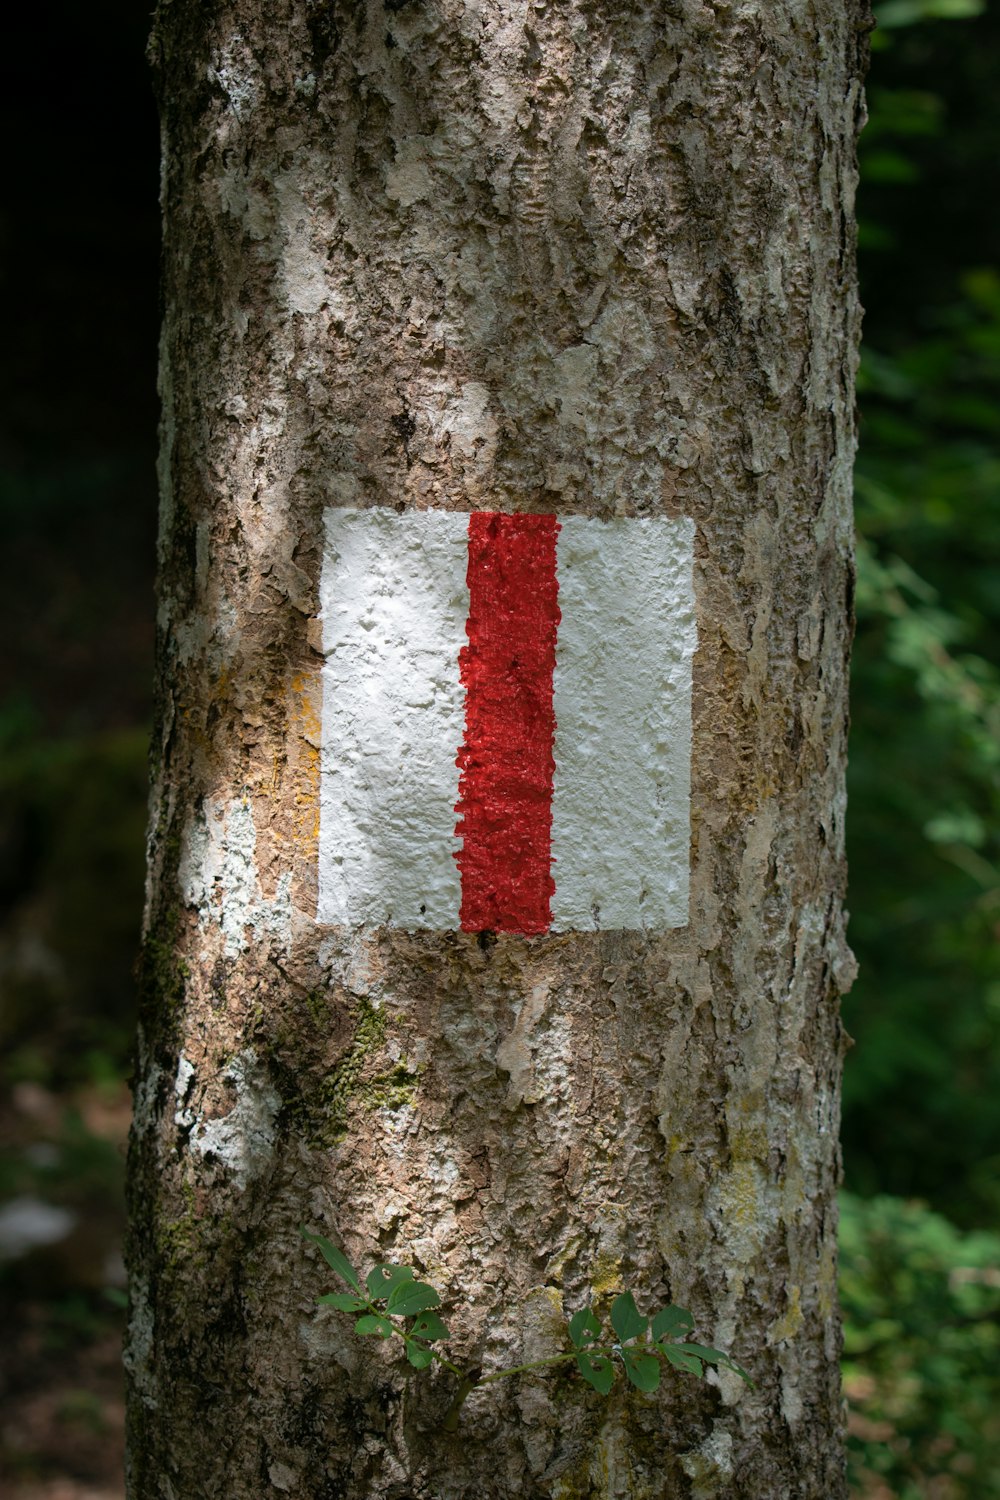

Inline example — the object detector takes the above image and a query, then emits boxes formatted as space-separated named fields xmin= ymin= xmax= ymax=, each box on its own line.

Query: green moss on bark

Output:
xmin=281 ymin=998 xmax=419 ymax=1145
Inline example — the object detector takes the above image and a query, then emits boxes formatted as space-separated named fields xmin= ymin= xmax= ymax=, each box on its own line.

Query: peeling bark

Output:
xmin=128 ymin=1 xmax=868 ymax=1495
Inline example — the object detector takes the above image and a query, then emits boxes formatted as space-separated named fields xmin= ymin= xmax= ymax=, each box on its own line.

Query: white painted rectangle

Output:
xmin=549 ymin=515 xmax=696 ymax=931
xmin=317 ymin=507 xmax=470 ymax=927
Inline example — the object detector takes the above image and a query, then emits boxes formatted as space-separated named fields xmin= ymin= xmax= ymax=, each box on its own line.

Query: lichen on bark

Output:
xmin=128 ymin=0 xmax=869 ymax=1495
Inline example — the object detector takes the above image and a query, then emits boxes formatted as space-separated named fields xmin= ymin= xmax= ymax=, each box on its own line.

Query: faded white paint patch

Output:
xmin=423 ymin=379 xmax=498 ymax=474
xmin=178 ymin=796 xmax=292 ymax=956
xmin=131 ymin=1060 xmax=163 ymax=1138
xmin=174 ymin=1055 xmax=196 ymax=1117
xmin=175 ymin=1050 xmax=279 ymax=1191
xmin=123 ymin=1274 xmax=157 ymax=1409
xmin=385 ymin=137 xmax=435 ymax=206
xmin=495 ymin=982 xmax=551 ymax=1107
xmin=550 ymin=516 xmax=696 ymax=931
xmin=274 ymin=170 xmax=330 ymax=316
xmin=552 ymin=343 xmax=600 ymax=429
xmin=680 ymin=1425 xmax=736 ymax=1497
xmin=318 ymin=508 xmax=469 ymax=927
xmin=207 ymin=36 xmax=260 ymax=121
xmin=317 ymin=928 xmax=382 ymax=999
xmin=268 ymin=1462 xmax=299 ymax=1491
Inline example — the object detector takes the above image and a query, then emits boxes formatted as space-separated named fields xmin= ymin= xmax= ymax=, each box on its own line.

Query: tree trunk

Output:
xmin=128 ymin=1 xmax=868 ymax=1496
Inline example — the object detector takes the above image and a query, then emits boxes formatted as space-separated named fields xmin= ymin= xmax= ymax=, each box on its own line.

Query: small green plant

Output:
xmin=302 ymin=1229 xmax=750 ymax=1428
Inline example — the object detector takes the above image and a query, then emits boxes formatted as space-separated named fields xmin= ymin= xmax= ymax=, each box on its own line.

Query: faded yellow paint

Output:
xmin=588 ymin=1251 xmax=623 ymax=1299
xmin=663 ymin=1132 xmax=687 ymax=1163
xmin=817 ymin=1235 xmax=838 ymax=1321
xmin=768 ymin=1285 xmax=803 ymax=1345
xmin=729 ymin=1121 xmax=769 ymax=1167
xmin=723 ymin=1159 xmax=761 ymax=1230
xmin=290 ymin=672 xmax=321 ymax=849
xmin=545 ymin=1232 xmax=586 ymax=1286
xmin=527 ymin=1284 xmax=564 ymax=1316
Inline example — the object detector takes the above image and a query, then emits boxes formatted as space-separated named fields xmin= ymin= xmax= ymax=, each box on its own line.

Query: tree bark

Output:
xmin=128 ymin=1 xmax=868 ymax=1496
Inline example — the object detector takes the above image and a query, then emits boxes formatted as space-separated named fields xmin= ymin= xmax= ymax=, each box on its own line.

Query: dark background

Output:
xmin=0 ymin=5 xmax=159 ymax=1495
xmin=1 ymin=2 xmax=999 ymax=1496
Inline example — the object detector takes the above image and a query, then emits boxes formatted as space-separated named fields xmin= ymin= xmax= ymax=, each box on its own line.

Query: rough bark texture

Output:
xmin=128 ymin=1 xmax=868 ymax=1496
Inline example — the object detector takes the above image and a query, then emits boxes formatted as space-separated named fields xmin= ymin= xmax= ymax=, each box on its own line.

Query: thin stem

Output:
xmin=374 ymin=1305 xmax=464 ymax=1377
xmin=442 ymin=1368 xmax=482 ymax=1433
xmin=358 ymin=1296 xmax=467 ymax=1374
xmin=477 ymin=1349 xmax=590 ymax=1385
xmin=440 ymin=1344 xmax=617 ymax=1430
xmin=426 ymin=1344 xmax=465 ymax=1378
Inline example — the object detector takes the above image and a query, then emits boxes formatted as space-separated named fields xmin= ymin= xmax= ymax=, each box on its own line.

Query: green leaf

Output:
xmin=386 ymin=1280 xmax=441 ymax=1318
xmin=317 ymin=1292 xmax=367 ymax=1312
xmin=622 ymin=1348 xmax=661 ymax=1392
xmin=610 ymin=1291 xmax=647 ymax=1343
xmin=675 ymin=1341 xmax=730 ymax=1364
xmin=568 ymin=1307 xmax=601 ymax=1348
xmin=662 ymin=1344 xmax=705 ymax=1377
xmin=301 ymin=1228 xmax=362 ymax=1293
xmin=366 ymin=1263 xmax=415 ymax=1300
xmin=576 ymin=1350 xmax=615 ymax=1395
xmin=355 ymin=1314 xmax=393 ymax=1338
xmin=676 ymin=1344 xmax=754 ymax=1386
xmin=405 ymin=1340 xmax=435 ymax=1369
xmin=410 ymin=1311 xmax=449 ymax=1342
xmin=651 ymin=1305 xmax=694 ymax=1343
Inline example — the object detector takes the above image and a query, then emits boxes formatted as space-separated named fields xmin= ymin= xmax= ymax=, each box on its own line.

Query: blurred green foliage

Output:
xmin=0 ymin=723 xmax=148 ymax=1089
xmin=841 ymin=1194 xmax=1000 ymax=1498
xmin=847 ymin=295 xmax=1000 ymax=1222
xmin=841 ymin=1 xmax=1000 ymax=1493
xmin=846 ymin=0 xmax=1000 ymax=1225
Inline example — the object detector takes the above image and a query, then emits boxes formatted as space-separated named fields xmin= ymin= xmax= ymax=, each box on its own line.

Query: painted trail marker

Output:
xmin=318 ymin=508 xmax=696 ymax=934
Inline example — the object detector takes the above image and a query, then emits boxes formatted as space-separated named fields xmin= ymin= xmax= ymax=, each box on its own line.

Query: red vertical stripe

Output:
xmin=455 ymin=513 xmax=560 ymax=935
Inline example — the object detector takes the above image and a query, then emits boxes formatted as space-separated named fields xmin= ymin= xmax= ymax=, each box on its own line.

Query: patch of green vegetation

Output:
xmin=355 ymin=1061 xmax=419 ymax=1114
xmin=847 ymin=0 xmax=1000 ymax=1227
xmin=302 ymin=1231 xmax=750 ymax=1430
xmin=841 ymin=1192 xmax=1000 ymax=1498
xmin=137 ymin=925 xmax=188 ymax=1025
xmin=0 ymin=727 xmax=149 ymax=1087
xmin=56 ymin=1388 xmax=109 ymax=1433
xmin=42 ymin=1292 xmax=123 ymax=1351
xmin=304 ymin=989 xmax=327 ymax=1028
xmin=838 ymin=5 xmax=1000 ymax=1488
xmin=296 ymin=1000 xmax=418 ymax=1144
xmin=0 ymin=1107 xmax=124 ymax=1272
xmin=152 ymin=1176 xmax=204 ymax=1276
